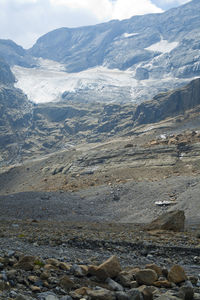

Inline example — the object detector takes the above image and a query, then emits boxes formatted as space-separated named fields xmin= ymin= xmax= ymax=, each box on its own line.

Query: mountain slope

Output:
xmin=14 ymin=0 xmax=199 ymax=104
xmin=29 ymin=0 xmax=200 ymax=77
xmin=134 ymin=78 xmax=200 ymax=125
xmin=0 ymin=39 xmax=35 ymax=67
xmin=0 ymin=60 xmax=33 ymax=165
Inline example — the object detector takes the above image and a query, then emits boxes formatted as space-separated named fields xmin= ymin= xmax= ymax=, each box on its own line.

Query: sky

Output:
xmin=0 ymin=0 xmax=192 ymax=49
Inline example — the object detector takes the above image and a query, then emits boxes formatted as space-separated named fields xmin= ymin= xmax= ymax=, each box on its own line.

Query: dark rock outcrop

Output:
xmin=0 ymin=39 xmax=35 ymax=67
xmin=134 ymin=78 xmax=200 ymax=125
xmin=0 ymin=59 xmax=15 ymax=84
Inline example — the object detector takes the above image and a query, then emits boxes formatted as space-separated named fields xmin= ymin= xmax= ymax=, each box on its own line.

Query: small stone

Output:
xmin=153 ymin=280 xmax=172 ymax=288
xmin=136 ymin=269 xmax=158 ymax=285
xmin=15 ymin=295 xmax=32 ymax=300
xmin=59 ymin=262 xmax=71 ymax=271
xmin=60 ymin=297 xmax=73 ymax=300
xmin=59 ymin=275 xmax=74 ymax=291
xmin=30 ymin=285 xmax=41 ymax=292
xmin=138 ymin=285 xmax=153 ymax=300
xmin=14 ymin=255 xmax=36 ymax=271
xmin=0 ymin=280 xmax=10 ymax=291
xmin=106 ymin=277 xmax=124 ymax=291
xmin=127 ymin=288 xmax=143 ymax=300
xmin=40 ymin=271 xmax=50 ymax=280
xmin=71 ymin=264 xmax=85 ymax=277
xmin=115 ymin=291 xmax=130 ymax=300
xmin=179 ymin=281 xmax=194 ymax=300
xmin=130 ymin=281 xmax=139 ymax=289
xmin=38 ymin=292 xmax=59 ymax=300
xmin=45 ymin=296 xmax=59 ymax=300
xmin=7 ymin=251 xmax=15 ymax=257
xmin=117 ymin=271 xmax=133 ymax=287
xmin=188 ymin=276 xmax=198 ymax=285
xmin=86 ymin=287 xmax=115 ymax=300
xmin=168 ymin=265 xmax=187 ymax=284
xmin=46 ymin=258 xmax=60 ymax=267
xmin=28 ymin=275 xmax=39 ymax=283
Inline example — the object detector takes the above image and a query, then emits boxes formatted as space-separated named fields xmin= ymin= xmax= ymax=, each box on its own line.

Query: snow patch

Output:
xmin=12 ymin=59 xmax=138 ymax=104
xmin=145 ymin=39 xmax=178 ymax=53
xmin=122 ymin=32 xmax=139 ymax=38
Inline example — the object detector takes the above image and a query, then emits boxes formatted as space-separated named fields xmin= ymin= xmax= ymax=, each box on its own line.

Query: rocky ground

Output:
xmin=0 ymin=217 xmax=200 ymax=300
xmin=1 ymin=105 xmax=200 ymax=299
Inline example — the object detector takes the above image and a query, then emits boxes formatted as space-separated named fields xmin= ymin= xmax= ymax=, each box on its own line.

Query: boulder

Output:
xmin=14 ymin=255 xmax=36 ymax=271
xmin=147 ymin=210 xmax=185 ymax=232
xmin=92 ymin=255 xmax=121 ymax=281
xmin=127 ymin=288 xmax=143 ymax=300
xmin=136 ymin=269 xmax=158 ymax=285
xmin=59 ymin=275 xmax=75 ymax=291
xmin=179 ymin=281 xmax=194 ymax=300
xmin=106 ymin=277 xmax=124 ymax=291
xmin=145 ymin=264 xmax=162 ymax=277
xmin=168 ymin=265 xmax=187 ymax=284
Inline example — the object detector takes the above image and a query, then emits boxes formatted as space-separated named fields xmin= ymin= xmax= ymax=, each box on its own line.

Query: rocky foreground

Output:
xmin=0 ymin=210 xmax=200 ymax=300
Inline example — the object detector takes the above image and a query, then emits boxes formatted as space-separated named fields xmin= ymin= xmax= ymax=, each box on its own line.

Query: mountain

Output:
xmin=0 ymin=39 xmax=35 ymax=67
xmin=29 ymin=0 xmax=200 ymax=76
xmin=0 ymin=75 xmax=200 ymax=166
xmin=134 ymin=77 xmax=200 ymax=125
xmin=0 ymin=59 xmax=15 ymax=84
xmin=0 ymin=60 xmax=33 ymax=165
xmin=10 ymin=0 xmax=199 ymax=104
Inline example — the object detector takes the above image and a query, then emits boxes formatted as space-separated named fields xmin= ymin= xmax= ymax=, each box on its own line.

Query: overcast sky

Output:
xmin=0 ymin=0 xmax=192 ymax=49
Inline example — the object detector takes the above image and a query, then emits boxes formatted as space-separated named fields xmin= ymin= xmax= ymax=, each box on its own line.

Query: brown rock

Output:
xmin=59 ymin=275 xmax=75 ymax=291
xmin=168 ymin=265 xmax=187 ymax=284
xmin=59 ymin=262 xmax=71 ymax=271
xmin=147 ymin=210 xmax=185 ymax=232
xmin=0 ymin=280 xmax=10 ymax=291
xmin=28 ymin=275 xmax=39 ymax=283
xmin=70 ymin=287 xmax=90 ymax=299
xmin=14 ymin=255 xmax=36 ymax=271
xmin=153 ymin=280 xmax=172 ymax=288
xmin=87 ymin=288 xmax=115 ymax=300
xmin=138 ymin=285 xmax=154 ymax=300
xmin=30 ymin=285 xmax=41 ymax=292
xmin=46 ymin=258 xmax=60 ymax=266
xmin=117 ymin=271 xmax=134 ymax=287
xmin=40 ymin=271 xmax=49 ymax=280
xmin=145 ymin=264 xmax=162 ymax=277
xmin=179 ymin=282 xmax=194 ymax=300
xmin=79 ymin=264 xmax=89 ymax=275
xmin=44 ymin=263 xmax=58 ymax=270
xmin=136 ymin=269 xmax=158 ymax=285
xmin=93 ymin=256 xmax=121 ymax=281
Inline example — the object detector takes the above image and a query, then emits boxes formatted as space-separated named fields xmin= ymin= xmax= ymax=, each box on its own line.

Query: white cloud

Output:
xmin=112 ymin=0 xmax=163 ymax=20
xmin=50 ymin=0 xmax=163 ymax=21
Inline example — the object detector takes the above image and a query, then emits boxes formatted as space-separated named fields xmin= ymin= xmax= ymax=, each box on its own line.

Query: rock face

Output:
xmin=0 ymin=39 xmax=34 ymax=67
xmin=147 ymin=210 xmax=185 ymax=232
xmin=0 ymin=59 xmax=15 ymax=84
xmin=134 ymin=78 xmax=200 ymax=125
